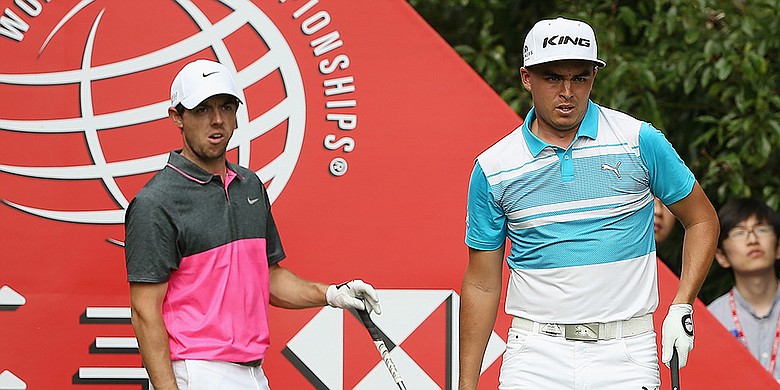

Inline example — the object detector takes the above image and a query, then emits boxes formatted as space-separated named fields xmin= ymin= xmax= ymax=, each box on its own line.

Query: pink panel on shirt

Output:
xmin=163 ymin=238 xmax=271 ymax=362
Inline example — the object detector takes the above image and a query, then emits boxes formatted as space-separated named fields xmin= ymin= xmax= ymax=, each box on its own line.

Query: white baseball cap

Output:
xmin=170 ymin=59 xmax=242 ymax=109
xmin=523 ymin=17 xmax=606 ymax=68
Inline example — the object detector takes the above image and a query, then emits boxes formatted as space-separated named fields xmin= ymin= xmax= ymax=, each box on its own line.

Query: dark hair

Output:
xmin=174 ymin=95 xmax=240 ymax=116
xmin=717 ymin=198 xmax=780 ymax=247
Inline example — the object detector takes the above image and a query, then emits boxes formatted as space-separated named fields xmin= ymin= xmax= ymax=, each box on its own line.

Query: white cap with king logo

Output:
xmin=522 ymin=17 xmax=606 ymax=68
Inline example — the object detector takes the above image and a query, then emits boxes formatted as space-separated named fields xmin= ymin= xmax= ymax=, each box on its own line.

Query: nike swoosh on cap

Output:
xmin=202 ymin=71 xmax=219 ymax=77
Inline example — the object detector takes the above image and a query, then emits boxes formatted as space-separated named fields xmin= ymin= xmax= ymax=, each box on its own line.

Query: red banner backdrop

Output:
xmin=0 ymin=1 xmax=773 ymax=389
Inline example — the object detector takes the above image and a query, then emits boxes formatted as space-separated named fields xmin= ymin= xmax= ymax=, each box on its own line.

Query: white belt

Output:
xmin=511 ymin=314 xmax=654 ymax=341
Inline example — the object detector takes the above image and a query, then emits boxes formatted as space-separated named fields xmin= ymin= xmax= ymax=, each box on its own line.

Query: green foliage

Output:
xmin=410 ymin=0 xmax=780 ymax=302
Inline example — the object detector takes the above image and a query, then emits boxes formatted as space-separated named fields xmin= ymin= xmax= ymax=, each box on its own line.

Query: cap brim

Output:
xmin=180 ymin=91 xmax=242 ymax=109
xmin=525 ymin=56 xmax=606 ymax=68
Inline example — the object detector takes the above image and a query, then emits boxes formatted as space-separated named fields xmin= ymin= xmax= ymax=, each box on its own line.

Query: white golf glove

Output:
xmin=326 ymin=279 xmax=382 ymax=314
xmin=661 ymin=303 xmax=694 ymax=369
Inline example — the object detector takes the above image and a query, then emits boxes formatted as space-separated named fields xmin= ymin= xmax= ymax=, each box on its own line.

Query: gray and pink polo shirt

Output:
xmin=125 ymin=151 xmax=285 ymax=362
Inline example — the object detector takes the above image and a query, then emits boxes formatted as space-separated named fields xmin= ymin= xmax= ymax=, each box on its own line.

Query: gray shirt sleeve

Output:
xmin=124 ymin=192 xmax=180 ymax=283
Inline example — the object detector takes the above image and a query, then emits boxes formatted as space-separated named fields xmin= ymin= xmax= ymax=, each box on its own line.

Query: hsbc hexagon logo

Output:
xmin=0 ymin=0 xmax=306 ymax=224
xmin=283 ymin=290 xmax=506 ymax=390
xmin=65 ymin=291 xmax=507 ymax=388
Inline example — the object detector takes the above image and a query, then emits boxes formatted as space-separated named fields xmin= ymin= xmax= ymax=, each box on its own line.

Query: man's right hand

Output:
xmin=326 ymin=279 xmax=382 ymax=314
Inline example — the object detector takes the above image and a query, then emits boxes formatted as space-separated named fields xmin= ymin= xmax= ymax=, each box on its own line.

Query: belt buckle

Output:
xmin=564 ymin=323 xmax=599 ymax=341
xmin=539 ymin=323 xmax=563 ymax=337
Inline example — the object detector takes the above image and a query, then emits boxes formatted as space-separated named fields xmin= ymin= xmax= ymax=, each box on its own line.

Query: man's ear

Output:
xmin=714 ymin=248 xmax=732 ymax=269
xmin=520 ymin=67 xmax=533 ymax=93
xmin=169 ymin=107 xmax=184 ymax=129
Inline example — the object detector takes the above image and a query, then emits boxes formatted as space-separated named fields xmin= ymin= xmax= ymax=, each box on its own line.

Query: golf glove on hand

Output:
xmin=661 ymin=303 xmax=694 ymax=369
xmin=326 ymin=279 xmax=382 ymax=314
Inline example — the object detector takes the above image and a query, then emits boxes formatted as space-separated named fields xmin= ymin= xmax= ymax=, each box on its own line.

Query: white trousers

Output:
xmin=499 ymin=327 xmax=660 ymax=390
xmin=150 ymin=360 xmax=271 ymax=390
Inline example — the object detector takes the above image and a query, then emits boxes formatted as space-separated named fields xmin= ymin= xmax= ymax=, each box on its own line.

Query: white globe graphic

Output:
xmin=0 ymin=0 xmax=306 ymax=224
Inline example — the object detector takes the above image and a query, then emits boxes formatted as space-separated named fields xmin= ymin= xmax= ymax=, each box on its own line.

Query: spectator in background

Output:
xmin=655 ymin=196 xmax=676 ymax=245
xmin=655 ymin=196 xmax=683 ymax=275
xmin=707 ymin=198 xmax=780 ymax=381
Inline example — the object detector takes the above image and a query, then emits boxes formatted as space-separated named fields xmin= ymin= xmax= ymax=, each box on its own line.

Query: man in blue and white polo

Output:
xmin=458 ymin=18 xmax=720 ymax=389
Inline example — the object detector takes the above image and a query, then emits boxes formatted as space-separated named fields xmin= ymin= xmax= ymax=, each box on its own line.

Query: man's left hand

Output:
xmin=326 ymin=279 xmax=381 ymax=314
xmin=661 ymin=303 xmax=694 ymax=369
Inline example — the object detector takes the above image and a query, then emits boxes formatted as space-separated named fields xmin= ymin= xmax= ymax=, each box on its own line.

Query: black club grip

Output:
xmin=357 ymin=309 xmax=383 ymax=341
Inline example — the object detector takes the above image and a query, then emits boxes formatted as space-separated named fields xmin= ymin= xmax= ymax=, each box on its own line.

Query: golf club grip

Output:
xmin=357 ymin=308 xmax=383 ymax=341
xmin=356 ymin=309 xmax=408 ymax=390
xmin=670 ymin=348 xmax=680 ymax=390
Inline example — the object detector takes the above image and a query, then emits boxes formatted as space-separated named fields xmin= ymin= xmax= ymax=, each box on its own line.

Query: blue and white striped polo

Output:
xmin=466 ymin=100 xmax=694 ymax=323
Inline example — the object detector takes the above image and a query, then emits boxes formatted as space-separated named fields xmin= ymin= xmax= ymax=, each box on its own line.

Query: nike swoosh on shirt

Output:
xmin=247 ymin=197 xmax=259 ymax=205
